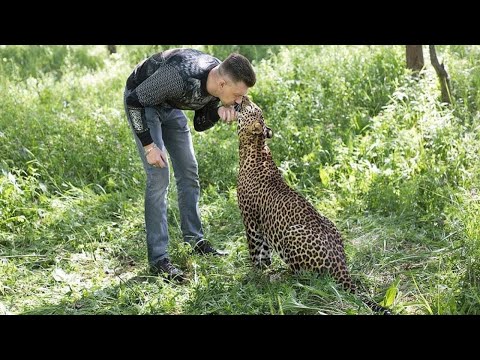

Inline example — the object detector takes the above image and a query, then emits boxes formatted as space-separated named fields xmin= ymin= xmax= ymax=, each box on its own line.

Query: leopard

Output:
xmin=236 ymin=96 xmax=391 ymax=315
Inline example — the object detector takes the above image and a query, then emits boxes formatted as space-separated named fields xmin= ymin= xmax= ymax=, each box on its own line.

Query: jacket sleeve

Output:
xmin=125 ymin=64 xmax=184 ymax=146
xmin=193 ymin=99 xmax=221 ymax=132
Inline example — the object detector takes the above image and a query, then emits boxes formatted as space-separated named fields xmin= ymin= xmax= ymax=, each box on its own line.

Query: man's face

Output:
xmin=218 ymin=78 xmax=249 ymax=107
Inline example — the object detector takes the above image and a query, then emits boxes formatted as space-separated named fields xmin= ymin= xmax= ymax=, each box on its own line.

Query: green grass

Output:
xmin=1 ymin=45 xmax=479 ymax=314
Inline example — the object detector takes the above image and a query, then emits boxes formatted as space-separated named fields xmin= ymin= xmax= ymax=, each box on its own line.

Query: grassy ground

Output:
xmin=1 ymin=45 xmax=479 ymax=314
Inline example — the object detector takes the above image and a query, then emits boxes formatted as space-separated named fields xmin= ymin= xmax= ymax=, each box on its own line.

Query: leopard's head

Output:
xmin=236 ymin=96 xmax=273 ymax=140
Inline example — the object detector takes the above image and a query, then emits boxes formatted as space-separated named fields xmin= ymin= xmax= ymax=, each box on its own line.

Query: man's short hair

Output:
xmin=218 ymin=53 xmax=256 ymax=87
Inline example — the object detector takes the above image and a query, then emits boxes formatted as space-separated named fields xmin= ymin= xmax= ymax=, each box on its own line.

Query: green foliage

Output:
xmin=0 ymin=45 xmax=105 ymax=81
xmin=1 ymin=45 xmax=479 ymax=314
xmin=248 ymin=46 xmax=408 ymax=196
xmin=113 ymin=45 xmax=281 ymax=68
xmin=115 ymin=45 xmax=181 ymax=67
xmin=204 ymin=45 xmax=281 ymax=63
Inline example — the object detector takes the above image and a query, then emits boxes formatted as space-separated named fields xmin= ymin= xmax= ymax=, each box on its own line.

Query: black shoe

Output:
xmin=193 ymin=239 xmax=228 ymax=256
xmin=150 ymin=258 xmax=186 ymax=282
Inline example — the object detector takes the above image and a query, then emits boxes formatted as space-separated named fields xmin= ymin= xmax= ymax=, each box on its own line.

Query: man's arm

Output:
xmin=193 ymin=100 xmax=221 ymax=132
xmin=125 ymin=64 xmax=184 ymax=146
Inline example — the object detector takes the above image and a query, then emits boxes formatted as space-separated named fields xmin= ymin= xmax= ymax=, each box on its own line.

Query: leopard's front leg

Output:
xmin=241 ymin=211 xmax=271 ymax=268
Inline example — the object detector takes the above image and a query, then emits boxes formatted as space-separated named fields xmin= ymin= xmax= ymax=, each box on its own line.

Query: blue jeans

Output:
xmin=124 ymin=90 xmax=204 ymax=265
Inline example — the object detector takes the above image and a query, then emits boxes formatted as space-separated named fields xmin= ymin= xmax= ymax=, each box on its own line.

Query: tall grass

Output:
xmin=1 ymin=45 xmax=479 ymax=314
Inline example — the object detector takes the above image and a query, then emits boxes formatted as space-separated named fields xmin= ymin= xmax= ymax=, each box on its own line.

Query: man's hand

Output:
xmin=144 ymin=144 xmax=168 ymax=168
xmin=218 ymin=106 xmax=237 ymax=124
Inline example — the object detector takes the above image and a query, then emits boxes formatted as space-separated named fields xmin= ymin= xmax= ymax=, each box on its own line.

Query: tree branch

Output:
xmin=429 ymin=45 xmax=453 ymax=104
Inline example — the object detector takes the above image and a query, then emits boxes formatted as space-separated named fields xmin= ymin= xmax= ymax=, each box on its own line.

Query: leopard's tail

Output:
xmin=340 ymin=276 xmax=392 ymax=315
xmin=357 ymin=293 xmax=392 ymax=315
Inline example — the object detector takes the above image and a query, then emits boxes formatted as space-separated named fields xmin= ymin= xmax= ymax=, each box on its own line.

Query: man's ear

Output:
xmin=248 ymin=121 xmax=264 ymax=135
xmin=218 ymin=76 xmax=226 ymax=89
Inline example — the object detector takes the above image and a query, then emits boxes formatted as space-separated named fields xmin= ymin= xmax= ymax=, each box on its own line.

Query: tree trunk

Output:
xmin=429 ymin=45 xmax=452 ymax=104
xmin=406 ymin=45 xmax=424 ymax=73
xmin=107 ymin=45 xmax=117 ymax=54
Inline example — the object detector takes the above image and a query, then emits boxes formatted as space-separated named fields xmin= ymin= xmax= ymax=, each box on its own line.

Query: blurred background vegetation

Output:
xmin=1 ymin=45 xmax=479 ymax=314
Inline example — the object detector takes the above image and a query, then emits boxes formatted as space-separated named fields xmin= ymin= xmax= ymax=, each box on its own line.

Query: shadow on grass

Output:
xmin=17 ymin=247 xmax=380 ymax=316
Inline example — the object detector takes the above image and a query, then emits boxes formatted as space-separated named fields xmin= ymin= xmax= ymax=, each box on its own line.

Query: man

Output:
xmin=123 ymin=48 xmax=256 ymax=281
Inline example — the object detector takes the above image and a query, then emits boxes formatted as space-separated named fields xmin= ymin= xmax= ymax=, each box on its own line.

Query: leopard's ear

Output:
xmin=265 ymin=126 xmax=273 ymax=139
xmin=248 ymin=121 xmax=264 ymax=135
